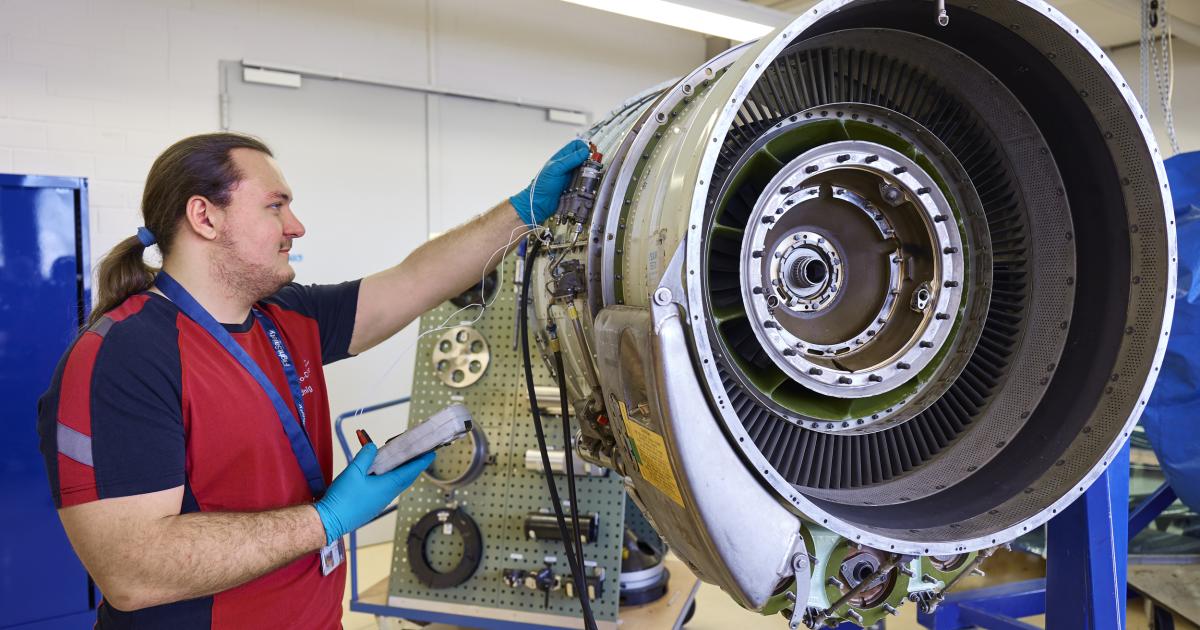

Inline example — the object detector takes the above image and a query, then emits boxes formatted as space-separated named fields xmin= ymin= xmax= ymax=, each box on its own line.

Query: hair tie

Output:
xmin=136 ymin=226 xmax=157 ymax=247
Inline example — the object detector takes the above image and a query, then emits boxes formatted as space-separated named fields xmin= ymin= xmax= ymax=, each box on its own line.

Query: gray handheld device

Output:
xmin=368 ymin=404 xmax=474 ymax=475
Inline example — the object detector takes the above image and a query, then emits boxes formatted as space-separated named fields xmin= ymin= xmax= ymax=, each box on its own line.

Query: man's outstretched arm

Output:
xmin=349 ymin=140 xmax=590 ymax=355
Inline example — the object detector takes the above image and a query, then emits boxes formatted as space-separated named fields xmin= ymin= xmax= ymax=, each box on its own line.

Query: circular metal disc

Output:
xmin=431 ymin=326 xmax=491 ymax=389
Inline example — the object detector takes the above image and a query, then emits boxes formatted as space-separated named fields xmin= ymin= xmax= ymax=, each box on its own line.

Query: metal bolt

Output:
xmin=884 ymin=604 xmax=899 ymax=616
xmin=653 ymin=287 xmax=672 ymax=306
xmin=881 ymin=184 xmax=904 ymax=206
xmin=845 ymin=610 xmax=864 ymax=624
xmin=826 ymin=576 xmax=844 ymax=589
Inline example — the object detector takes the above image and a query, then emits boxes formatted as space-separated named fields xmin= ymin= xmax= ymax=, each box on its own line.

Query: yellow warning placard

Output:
xmin=619 ymin=401 xmax=685 ymax=508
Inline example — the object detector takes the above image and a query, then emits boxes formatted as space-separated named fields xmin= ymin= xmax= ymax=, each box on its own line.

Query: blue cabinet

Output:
xmin=0 ymin=174 xmax=95 ymax=628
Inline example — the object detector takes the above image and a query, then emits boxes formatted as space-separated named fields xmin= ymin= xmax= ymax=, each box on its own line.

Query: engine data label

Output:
xmin=619 ymin=401 xmax=685 ymax=508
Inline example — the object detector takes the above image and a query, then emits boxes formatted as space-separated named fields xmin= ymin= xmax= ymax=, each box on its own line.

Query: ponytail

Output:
xmin=86 ymin=236 xmax=156 ymax=328
xmin=84 ymin=132 xmax=273 ymax=329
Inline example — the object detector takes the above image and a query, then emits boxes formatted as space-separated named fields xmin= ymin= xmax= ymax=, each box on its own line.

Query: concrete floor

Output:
xmin=342 ymin=543 xmax=1155 ymax=629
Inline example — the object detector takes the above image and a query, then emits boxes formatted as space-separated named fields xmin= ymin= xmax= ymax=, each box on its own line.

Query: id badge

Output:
xmin=319 ymin=537 xmax=346 ymax=576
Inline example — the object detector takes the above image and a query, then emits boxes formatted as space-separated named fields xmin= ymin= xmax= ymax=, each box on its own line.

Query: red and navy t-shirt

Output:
xmin=36 ymin=280 xmax=360 ymax=629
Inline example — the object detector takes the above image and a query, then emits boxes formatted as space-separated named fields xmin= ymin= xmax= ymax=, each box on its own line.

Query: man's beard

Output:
xmin=210 ymin=227 xmax=294 ymax=304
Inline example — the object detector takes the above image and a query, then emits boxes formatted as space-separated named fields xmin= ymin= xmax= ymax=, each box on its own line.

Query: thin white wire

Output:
xmin=349 ymin=223 xmax=549 ymax=420
xmin=348 ymin=137 xmax=589 ymax=423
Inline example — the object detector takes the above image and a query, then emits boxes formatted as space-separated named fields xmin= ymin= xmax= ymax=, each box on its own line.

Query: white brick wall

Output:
xmin=0 ymin=0 xmax=706 ymax=270
xmin=0 ymin=118 xmax=46 ymax=148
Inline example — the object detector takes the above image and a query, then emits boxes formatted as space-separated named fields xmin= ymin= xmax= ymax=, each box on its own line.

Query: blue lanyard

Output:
xmin=155 ymin=272 xmax=326 ymax=498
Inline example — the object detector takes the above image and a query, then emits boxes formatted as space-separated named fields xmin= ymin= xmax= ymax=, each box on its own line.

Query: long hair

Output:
xmin=87 ymin=133 xmax=272 ymax=327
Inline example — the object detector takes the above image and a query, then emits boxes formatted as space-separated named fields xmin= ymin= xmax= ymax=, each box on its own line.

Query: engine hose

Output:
xmin=555 ymin=349 xmax=588 ymax=579
xmin=520 ymin=238 xmax=598 ymax=630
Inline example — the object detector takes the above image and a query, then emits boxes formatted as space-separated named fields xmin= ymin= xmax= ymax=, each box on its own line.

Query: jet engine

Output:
xmin=524 ymin=1 xmax=1175 ymax=625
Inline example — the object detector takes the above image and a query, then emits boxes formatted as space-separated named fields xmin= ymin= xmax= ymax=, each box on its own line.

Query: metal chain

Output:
xmin=1141 ymin=0 xmax=1151 ymax=113
xmin=1159 ymin=0 xmax=1181 ymax=153
xmin=1146 ymin=0 xmax=1181 ymax=154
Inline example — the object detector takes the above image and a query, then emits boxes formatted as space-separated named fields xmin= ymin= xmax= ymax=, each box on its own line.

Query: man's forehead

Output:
xmin=230 ymin=147 xmax=291 ymax=198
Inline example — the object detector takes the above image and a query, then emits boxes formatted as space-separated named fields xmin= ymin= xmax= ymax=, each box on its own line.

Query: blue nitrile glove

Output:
xmin=313 ymin=443 xmax=435 ymax=545
xmin=510 ymin=139 xmax=591 ymax=225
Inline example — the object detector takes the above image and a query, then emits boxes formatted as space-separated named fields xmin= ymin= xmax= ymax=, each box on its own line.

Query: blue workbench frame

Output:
xmin=919 ymin=443 xmax=1178 ymax=630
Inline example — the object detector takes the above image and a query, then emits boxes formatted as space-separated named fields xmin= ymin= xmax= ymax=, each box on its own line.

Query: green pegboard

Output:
xmin=387 ymin=257 xmax=625 ymax=624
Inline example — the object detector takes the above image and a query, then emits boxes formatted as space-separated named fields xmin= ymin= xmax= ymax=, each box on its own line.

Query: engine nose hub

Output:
xmin=793 ymin=255 xmax=827 ymax=288
xmin=741 ymin=140 xmax=966 ymax=401
xmin=772 ymin=232 xmax=841 ymax=309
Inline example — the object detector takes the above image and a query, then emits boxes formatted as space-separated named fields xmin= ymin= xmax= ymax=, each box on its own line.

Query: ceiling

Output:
xmin=745 ymin=0 xmax=1200 ymax=48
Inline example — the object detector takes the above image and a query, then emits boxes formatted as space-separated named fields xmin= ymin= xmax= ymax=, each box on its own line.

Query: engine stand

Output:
xmin=917 ymin=443 xmax=1133 ymax=630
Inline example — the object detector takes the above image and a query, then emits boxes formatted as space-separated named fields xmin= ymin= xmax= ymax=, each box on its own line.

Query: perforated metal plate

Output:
xmin=388 ymin=256 xmax=625 ymax=623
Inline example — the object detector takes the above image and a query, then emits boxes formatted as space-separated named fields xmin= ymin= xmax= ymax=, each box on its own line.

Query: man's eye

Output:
xmin=269 ymin=203 xmax=283 ymax=210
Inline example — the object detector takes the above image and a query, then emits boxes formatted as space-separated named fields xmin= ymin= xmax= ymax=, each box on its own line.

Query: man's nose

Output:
xmin=284 ymin=207 xmax=306 ymax=239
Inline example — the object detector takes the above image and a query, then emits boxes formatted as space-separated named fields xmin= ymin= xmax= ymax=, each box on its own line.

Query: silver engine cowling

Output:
xmin=526 ymin=1 xmax=1175 ymax=625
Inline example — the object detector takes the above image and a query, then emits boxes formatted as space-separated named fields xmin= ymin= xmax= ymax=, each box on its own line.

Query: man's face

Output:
xmin=211 ymin=148 xmax=306 ymax=302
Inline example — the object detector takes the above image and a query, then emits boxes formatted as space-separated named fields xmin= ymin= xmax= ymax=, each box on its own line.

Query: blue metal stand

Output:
xmin=918 ymin=442 xmax=1178 ymax=630
xmin=333 ymin=398 xmax=409 ymax=620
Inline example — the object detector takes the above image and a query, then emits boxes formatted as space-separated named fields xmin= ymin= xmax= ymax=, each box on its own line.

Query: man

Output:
xmin=36 ymin=132 xmax=588 ymax=627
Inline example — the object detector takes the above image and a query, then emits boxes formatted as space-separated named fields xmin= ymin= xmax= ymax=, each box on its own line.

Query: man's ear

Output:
xmin=184 ymin=195 xmax=221 ymax=241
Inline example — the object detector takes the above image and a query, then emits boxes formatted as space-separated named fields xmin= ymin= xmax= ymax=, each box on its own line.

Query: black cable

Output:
xmin=554 ymin=349 xmax=588 ymax=585
xmin=520 ymin=238 xmax=598 ymax=630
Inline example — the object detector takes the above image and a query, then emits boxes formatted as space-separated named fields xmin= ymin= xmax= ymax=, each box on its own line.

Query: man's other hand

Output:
xmin=313 ymin=444 xmax=434 ymax=545
xmin=510 ymin=139 xmax=591 ymax=225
